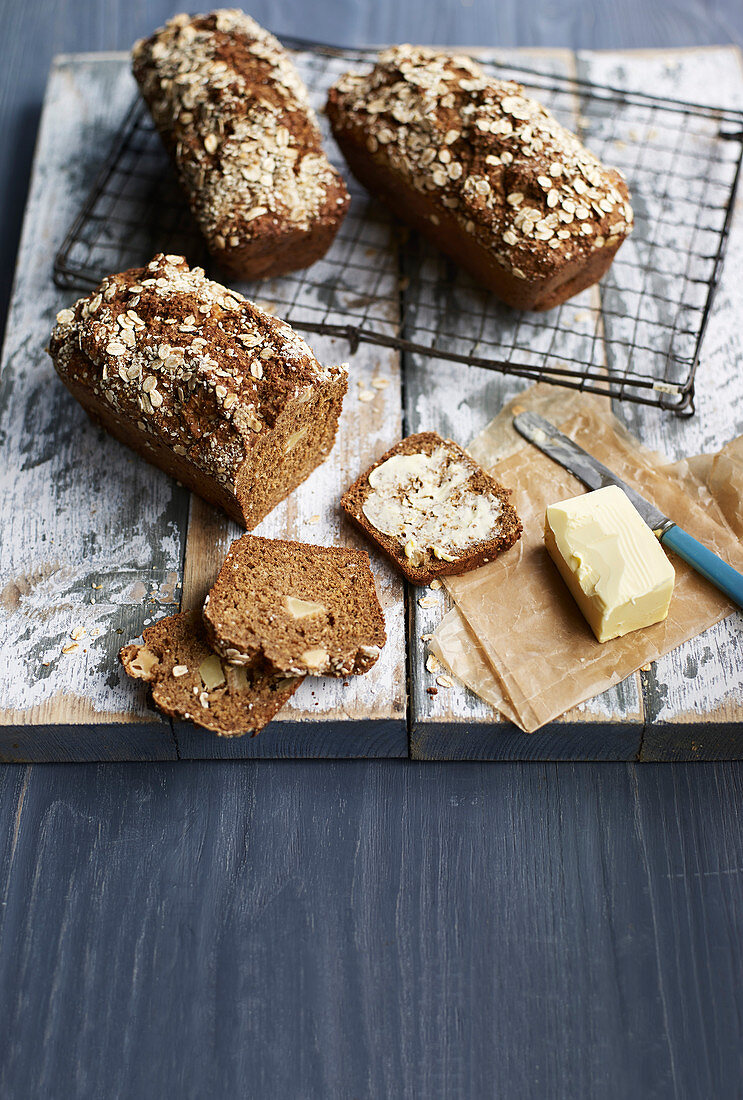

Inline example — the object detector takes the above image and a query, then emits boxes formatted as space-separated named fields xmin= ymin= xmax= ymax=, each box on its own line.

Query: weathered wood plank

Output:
xmin=1 ymin=47 xmax=742 ymax=761
xmin=0 ymin=55 xmax=407 ymax=760
xmin=406 ymin=49 xmax=645 ymax=758
xmin=577 ymin=47 xmax=743 ymax=760
xmin=0 ymin=57 xmax=181 ymax=761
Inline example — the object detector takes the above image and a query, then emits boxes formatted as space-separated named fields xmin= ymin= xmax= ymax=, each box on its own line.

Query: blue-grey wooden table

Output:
xmin=1 ymin=2 xmax=743 ymax=1096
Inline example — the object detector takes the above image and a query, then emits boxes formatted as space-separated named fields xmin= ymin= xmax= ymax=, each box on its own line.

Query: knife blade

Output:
xmin=513 ymin=410 xmax=671 ymax=533
xmin=512 ymin=410 xmax=743 ymax=609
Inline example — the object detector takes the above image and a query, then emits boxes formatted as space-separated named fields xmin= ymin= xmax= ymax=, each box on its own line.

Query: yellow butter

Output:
xmin=545 ymin=485 xmax=675 ymax=643
xmin=284 ymin=595 xmax=327 ymax=619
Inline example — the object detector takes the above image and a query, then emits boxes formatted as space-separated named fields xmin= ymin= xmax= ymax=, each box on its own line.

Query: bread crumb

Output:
xmin=436 ymin=674 xmax=454 ymax=688
xmin=429 ymin=578 xmax=442 ymax=590
xmin=418 ymin=595 xmax=439 ymax=608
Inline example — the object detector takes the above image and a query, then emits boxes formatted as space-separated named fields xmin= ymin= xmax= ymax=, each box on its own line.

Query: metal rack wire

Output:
xmin=54 ymin=37 xmax=743 ymax=414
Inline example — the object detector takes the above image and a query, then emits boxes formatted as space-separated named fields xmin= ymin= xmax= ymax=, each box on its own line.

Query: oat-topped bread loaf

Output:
xmin=327 ymin=46 xmax=632 ymax=311
xmin=48 ymin=254 xmax=348 ymax=528
xmin=120 ymin=611 xmax=302 ymax=737
xmin=132 ymin=10 xmax=350 ymax=279
xmin=341 ymin=432 xmax=522 ymax=584
xmin=203 ymin=534 xmax=387 ymax=676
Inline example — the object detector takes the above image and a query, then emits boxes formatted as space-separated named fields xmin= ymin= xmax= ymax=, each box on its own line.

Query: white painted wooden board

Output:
xmin=0 ymin=55 xmax=407 ymax=760
xmin=407 ymin=48 xmax=644 ymax=759
xmin=0 ymin=48 xmax=742 ymax=760
xmin=579 ymin=47 xmax=743 ymax=761
xmin=406 ymin=46 xmax=743 ymax=759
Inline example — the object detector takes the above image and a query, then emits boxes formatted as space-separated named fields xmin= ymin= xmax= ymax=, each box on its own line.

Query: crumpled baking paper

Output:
xmin=430 ymin=385 xmax=743 ymax=733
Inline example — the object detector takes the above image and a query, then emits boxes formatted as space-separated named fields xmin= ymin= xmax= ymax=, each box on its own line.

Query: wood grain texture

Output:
xmin=0 ymin=58 xmax=183 ymax=759
xmin=0 ymin=759 xmax=741 ymax=1098
xmin=2 ymin=47 xmax=743 ymax=759
xmin=0 ymin=57 xmax=407 ymax=761
xmin=579 ymin=47 xmax=743 ymax=760
xmin=2 ymin=4 xmax=743 ymax=1098
xmin=407 ymin=49 xmax=644 ymax=758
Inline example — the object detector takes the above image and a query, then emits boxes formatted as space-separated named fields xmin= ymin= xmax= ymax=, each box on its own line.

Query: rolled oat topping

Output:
xmin=132 ymin=9 xmax=348 ymax=252
xmin=328 ymin=45 xmax=632 ymax=279
xmin=48 ymin=254 xmax=346 ymax=489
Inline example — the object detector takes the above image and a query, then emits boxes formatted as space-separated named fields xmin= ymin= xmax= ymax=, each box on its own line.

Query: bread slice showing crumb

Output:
xmin=120 ymin=610 xmax=302 ymax=737
xmin=203 ymin=534 xmax=386 ymax=676
xmin=341 ymin=431 xmax=522 ymax=584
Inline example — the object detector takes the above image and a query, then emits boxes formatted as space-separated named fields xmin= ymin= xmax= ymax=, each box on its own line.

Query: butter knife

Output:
xmin=513 ymin=410 xmax=743 ymax=609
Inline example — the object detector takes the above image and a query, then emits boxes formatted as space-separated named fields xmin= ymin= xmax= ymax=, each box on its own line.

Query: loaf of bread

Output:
xmin=121 ymin=610 xmax=302 ymax=737
xmin=341 ymin=432 xmax=522 ymax=584
xmin=48 ymin=254 xmax=348 ymax=528
xmin=132 ymin=10 xmax=350 ymax=279
xmin=203 ymin=534 xmax=386 ymax=676
xmin=327 ymin=46 xmax=633 ymax=311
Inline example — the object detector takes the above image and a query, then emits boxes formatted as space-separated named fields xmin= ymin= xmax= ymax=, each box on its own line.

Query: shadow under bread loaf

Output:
xmin=132 ymin=10 xmax=350 ymax=279
xmin=341 ymin=432 xmax=522 ymax=584
xmin=327 ymin=45 xmax=632 ymax=311
xmin=120 ymin=610 xmax=302 ymax=737
xmin=47 ymin=254 xmax=348 ymax=529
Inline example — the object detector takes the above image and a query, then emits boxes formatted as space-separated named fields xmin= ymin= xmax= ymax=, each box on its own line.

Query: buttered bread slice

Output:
xmin=341 ymin=432 xmax=522 ymax=584
xmin=203 ymin=534 xmax=387 ymax=676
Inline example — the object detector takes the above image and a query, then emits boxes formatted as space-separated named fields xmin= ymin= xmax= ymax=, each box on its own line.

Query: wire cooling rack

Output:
xmin=54 ymin=38 xmax=743 ymax=414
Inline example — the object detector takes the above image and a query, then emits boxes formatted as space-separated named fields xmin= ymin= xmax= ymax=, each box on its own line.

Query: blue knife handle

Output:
xmin=660 ymin=525 xmax=743 ymax=609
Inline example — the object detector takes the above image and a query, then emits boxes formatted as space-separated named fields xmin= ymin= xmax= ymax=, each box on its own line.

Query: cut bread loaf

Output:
xmin=202 ymin=534 xmax=387 ymax=676
xmin=132 ymin=10 xmax=349 ymax=279
xmin=48 ymin=254 xmax=348 ymax=529
xmin=341 ymin=432 xmax=522 ymax=584
xmin=120 ymin=611 xmax=302 ymax=737
xmin=327 ymin=46 xmax=632 ymax=311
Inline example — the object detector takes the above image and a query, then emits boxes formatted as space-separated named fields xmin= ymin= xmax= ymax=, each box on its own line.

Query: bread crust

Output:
xmin=48 ymin=254 xmax=348 ymax=529
xmin=331 ymin=124 xmax=624 ymax=311
xmin=327 ymin=46 xmax=632 ymax=311
xmin=341 ymin=432 xmax=522 ymax=585
xmin=202 ymin=534 xmax=387 ymax=676
xmin=132 ymin=10 xmax=349 ymax=279
xmin=120 ymin=611 xmax=302 ymax=737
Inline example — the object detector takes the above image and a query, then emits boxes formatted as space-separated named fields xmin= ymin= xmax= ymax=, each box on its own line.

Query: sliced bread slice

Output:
xmin=341 ymin=431 xmax=522 ymax=584
xmin=202 ymin=534 xmax=386 ymax=676
xmin=120 ymin=610 xmax=302 ymax=737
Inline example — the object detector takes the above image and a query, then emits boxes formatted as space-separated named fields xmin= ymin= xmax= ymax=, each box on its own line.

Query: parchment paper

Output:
xmin=430 ymin=385 xmax=743 ymax=733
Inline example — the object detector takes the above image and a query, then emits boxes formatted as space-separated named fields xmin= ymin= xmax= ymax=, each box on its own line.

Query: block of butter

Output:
xmin=545 ymin=485 xmax=675 ymax=643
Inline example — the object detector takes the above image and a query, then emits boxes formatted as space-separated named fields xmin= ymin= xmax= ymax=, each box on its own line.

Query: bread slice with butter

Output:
xmin=545 ymin=485 xmax=675 ymax=643
xmin=202 ymin=534 xmax=386 ymax=677
xmin=120 ymin=610 xmax=302 ymax=737
xmin=341 ymin=432 xmax=522 ymax=584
